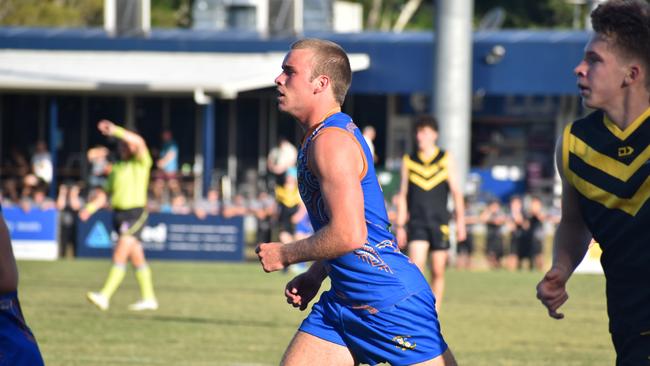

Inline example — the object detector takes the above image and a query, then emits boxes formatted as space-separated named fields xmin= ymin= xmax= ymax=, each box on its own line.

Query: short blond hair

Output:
xmin=291 ymin=38 xmax=352 ymax=105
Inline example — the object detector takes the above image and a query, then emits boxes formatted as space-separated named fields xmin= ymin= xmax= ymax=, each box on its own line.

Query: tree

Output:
xmin=0 ymin=0 xmax=191 ymax=28
xmin=474 ymin=0 xmax=576 ymax=29
xmin=0 ymin=0 xmax=580 ymax=31
xmin=364 ymin=0 xmax=578 ymax=32
xmin=0 ymin=0 xmax=103 ymax=27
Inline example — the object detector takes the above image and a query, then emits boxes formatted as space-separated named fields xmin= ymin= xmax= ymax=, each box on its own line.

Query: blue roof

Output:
xmin=0 ymin=27 xmax=590 ymax=95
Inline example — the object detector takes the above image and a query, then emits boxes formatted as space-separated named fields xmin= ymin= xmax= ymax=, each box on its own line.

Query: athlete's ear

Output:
xmin=623 ymin=64 xmax=641 ymax=86
xmin=313 ymin=75 xmax=330 ymax=95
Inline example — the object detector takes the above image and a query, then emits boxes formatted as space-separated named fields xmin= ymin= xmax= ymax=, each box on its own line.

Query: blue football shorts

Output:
xmin=299 ymin=288 xmax=448 ymax=365
xmin=0 ymin=291 xmax=44 ymax=366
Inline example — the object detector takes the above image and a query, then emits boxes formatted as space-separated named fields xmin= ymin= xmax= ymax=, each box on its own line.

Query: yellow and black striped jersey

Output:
xmin=404 ymin=149 xmax=450 ymax=223
xmin=274 ymin=185 xmax=301 ymax=208
xmin=563 ymin=108 xmax=650 ymax=334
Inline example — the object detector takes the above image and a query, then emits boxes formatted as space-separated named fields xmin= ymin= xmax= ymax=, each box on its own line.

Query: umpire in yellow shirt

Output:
xmin=81 ymin=119 xmax=158 ymax=311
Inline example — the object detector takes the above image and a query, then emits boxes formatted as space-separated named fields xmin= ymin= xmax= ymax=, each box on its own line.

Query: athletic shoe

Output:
xmin=128 ymin=299 xmax=159 ymax=311
xmin=86 ymin=292 xmax=109 ymax=311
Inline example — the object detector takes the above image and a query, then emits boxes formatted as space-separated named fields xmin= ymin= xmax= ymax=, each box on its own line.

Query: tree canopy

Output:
xmin=0 ymin=0 xmax=587 ymax=30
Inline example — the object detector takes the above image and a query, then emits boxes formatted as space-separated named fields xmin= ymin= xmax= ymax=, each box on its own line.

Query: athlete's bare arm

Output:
xmin=78 ymin=189 xmax=108 ymax=222
xmin=445 ymin=152 xmax=467 ymax=242
xmin=257 ymin=130 xmax=367 ymax=271
xmin=395 ymin=157 xmax=410 ymax=248
xmin=285 ymin=260 xmax=329 ymax=310
xmin=537 ymin=137 xmax=592 ymax=319
xmin=97 ymin=120 xmax=149 ymax=159
xmin=0 ymin=214 xmax=18 ymax=293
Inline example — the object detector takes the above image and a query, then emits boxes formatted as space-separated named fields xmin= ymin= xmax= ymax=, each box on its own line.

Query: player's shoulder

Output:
xmin=321 ymin=112 xmax=356 ymax=134
xmin=570 ymin=110 xmax=602 ymax=131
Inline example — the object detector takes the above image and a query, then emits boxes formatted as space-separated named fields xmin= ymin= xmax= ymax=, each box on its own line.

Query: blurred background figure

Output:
xmin=506 ymin=195 xmax=526 ymax=271
xmin=481 ymin=199 xmax=507 ymax=270
xmin=1 ymin=179 xmax=20 ymax=207
xmin=31 ymin=141 xmax=53 ymax=188
xmin=266 ymin=136 xmax=297 ymax=188
xmin=222 ymin=193 xmax=248 ymax=218
xmin=519 ymin=196 xmax=546 ymax=271
xmin=147 ymin=177 xmax=167 ymax=213
xmin=194 ymin=186 xmax=221 ymax=219
xmin=362 ymin=125 xmax=377 ymax=162
xmin=8 ymin=146 xmax=30 ymax=178
xmin=288 ymin=202 xmax=312 ymax=274
xmin=456 ymin=199 xmax=479 ymax=271
xmin=82 ymin=120 xmax=158 ymax=312
xmin=156 ymin=129 xmax=178 ymax=179
xmin=169 ymin=192 xmax=191 ymax=215
xmin=395 ymin=115 xmax=466 ymax=311
xmin=56 ymin=182 xmax=84 ymax=258
xmin=19 ymin=181 xmax=55 ymax=213
xmin=273 ymin=168 xmax=301 ymax=246
xmin=249 ymin=190 xmax=275 ymax=244
xmin=86 ymin=145 xmax=111 ymax=189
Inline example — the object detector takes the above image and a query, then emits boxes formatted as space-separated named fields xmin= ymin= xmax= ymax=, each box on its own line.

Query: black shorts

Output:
xmin=517 ymin=237 xmax=543 ymax=259
xmin=278 ymin=206 xmax=298 ymax=234
xmin=113 ymin=208 xmax=148 ymax=239
xmin=407 ymin=222 xmax=450 ymax=251
xmin=486 ymin=233 xmax=504 ymax=259
xmin=510 ymin=230 xmax=523 ymax=255
xmin=612 ymin=330 xmax=650 ymax=366
xmin=457 ymin=236 xmax=474 ymax=255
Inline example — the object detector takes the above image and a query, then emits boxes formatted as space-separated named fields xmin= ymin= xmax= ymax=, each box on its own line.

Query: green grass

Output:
xmin=16 ymin=260 xmax=614 ymax=365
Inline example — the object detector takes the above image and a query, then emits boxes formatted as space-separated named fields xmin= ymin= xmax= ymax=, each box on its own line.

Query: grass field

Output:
xmin=17 ymin=259 xmax=615 ymax=366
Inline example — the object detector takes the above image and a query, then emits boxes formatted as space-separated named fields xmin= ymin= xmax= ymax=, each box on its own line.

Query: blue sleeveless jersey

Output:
xmin=298 ymin=112 xmax=429 ymax=311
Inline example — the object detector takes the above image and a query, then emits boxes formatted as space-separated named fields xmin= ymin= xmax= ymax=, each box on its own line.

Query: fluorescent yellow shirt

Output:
xmin=107 ymin=152 xmax=152 ymax=210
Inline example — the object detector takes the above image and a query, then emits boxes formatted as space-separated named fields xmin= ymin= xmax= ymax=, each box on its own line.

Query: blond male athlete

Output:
xmin=256 ymin=38 xmax=456 ymax=366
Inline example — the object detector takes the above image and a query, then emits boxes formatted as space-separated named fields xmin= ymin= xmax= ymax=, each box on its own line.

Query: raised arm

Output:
xmin=97 ymin=120 xmax=149 ymax=160
xmin=537 ymin=137 xmax=592 ymax=319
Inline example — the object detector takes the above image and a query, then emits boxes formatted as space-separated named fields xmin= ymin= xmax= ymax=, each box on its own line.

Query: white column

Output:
xmin=433 ymin=0 xmax=474 ymax=191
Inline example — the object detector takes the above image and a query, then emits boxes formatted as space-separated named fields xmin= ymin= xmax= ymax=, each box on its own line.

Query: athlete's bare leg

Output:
xmin=113 ymin=235 xmax=139 ymax=264
xmin=281 ymin=331 xmax=355 ymax=366
xmin=534 ymin=254 xmax=544 ymax=272
xmin=407 ymin=240 xmax=430 ymax=274
xmin=412 ymin=349 xmax=458 ymax=366
xmin=429 ymin=249 xmax=448 ymax=311
xmin=505 ymin=253 xmax=518 ymax=271
xmin=128 ymin=239 xmax=147 ymax=267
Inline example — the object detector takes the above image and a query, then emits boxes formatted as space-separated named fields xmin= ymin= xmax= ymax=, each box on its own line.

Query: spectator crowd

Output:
xmin=1 ymin=131 xmax=559 ymax=270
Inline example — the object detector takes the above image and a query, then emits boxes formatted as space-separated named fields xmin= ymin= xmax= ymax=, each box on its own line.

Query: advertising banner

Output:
xmin=3 ymin=207 xmax=59 ymax=260
xmin=77 ymin=211 xmax=244 ymax=261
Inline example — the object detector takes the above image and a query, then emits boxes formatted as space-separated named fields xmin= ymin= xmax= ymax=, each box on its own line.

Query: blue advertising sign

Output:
xmin=76 ymin=211 xmax=245 ymax=261
xmin=3 ymin=207 xmax=59 ymax=260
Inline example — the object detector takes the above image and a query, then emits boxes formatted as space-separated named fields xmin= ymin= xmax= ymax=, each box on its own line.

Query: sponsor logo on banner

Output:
xmin=76 ymin=211 xmax=244 ymax=261
xmin=86 ymin=222 xmax=112 ymax=249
